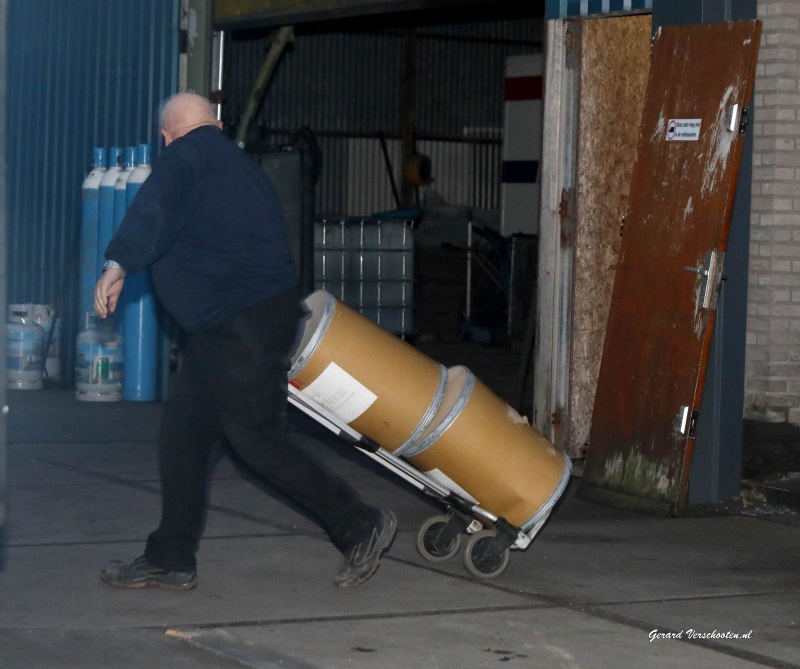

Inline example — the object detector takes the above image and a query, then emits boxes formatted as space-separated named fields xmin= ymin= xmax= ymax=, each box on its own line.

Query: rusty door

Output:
xmin=581 ymin=20 xmax=761 ymax=513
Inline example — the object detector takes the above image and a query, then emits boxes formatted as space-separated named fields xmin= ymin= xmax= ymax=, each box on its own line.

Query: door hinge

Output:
xmin=559 ymin=187 xmax=575 ymax=247
xmin=726 ymin=104 xmax=750 ymax=135
xmin=676 ymin=406 xmax=699 ymax=437
xmin=564 ymin=27 xmax=574 ymax=52
xmin=565 ymin=22 xmax=580 ymax=70
xmin=688 ymin=410 xmax=699 ymax=438
xmin=684 ymin=250 xmax=725 ymax=311
xmin=738 ymin=107 xmax=750 ymax=134
xmin=677 ymin=406 xmax=689 ymax=434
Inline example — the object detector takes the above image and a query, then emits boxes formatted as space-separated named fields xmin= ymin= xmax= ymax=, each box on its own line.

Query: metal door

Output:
xmin=581 ymin=20 xmax=761 ymax=513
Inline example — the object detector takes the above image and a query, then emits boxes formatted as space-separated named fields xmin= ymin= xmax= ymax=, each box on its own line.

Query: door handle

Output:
xmin=684 ymin=251 xmax=725 ymax=311
xmin=683 ymin=265 xmax=708 ymax=276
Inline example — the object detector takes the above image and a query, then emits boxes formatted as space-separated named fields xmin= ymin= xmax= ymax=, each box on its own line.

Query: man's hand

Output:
xmin=94 ymin=267 xmax=126 ymax=319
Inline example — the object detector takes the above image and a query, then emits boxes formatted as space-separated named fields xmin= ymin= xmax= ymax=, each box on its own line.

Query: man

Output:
xmin=95 ymin=92 xmax=396 ymax=590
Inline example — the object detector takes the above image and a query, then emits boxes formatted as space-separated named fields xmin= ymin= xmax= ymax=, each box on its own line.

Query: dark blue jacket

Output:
xmin=106 ymin=125 xmax=297 ymax=332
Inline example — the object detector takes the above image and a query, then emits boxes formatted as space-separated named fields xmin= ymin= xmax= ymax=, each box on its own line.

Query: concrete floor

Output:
xmin=2 ymin=345 xmax=799 ymax=669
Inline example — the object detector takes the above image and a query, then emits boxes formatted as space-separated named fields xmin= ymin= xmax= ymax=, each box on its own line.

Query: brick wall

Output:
xmin=746 ymin=0 xmax=800 ymax=423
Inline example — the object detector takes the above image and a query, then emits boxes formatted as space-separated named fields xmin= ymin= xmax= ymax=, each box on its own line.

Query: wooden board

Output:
xmin=570 ymin=14 xmax=651 ymax=457
xmin=582 ymin=20 xmax=762 ymax=512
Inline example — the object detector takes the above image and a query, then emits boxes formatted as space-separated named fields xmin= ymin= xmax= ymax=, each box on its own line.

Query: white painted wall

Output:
xmin=501 ymin=54 xmax=544 ymax=236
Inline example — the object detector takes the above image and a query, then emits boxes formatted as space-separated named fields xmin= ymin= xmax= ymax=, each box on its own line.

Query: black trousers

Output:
xmin=144 ymin=288 xmax=379 ymax=572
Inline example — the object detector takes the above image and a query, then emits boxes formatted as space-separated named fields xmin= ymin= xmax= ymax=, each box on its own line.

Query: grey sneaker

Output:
xmin=334 ymin=510 xmax=397 ymax=588
xmin=100 ymin=555 xmax=197 ymax=591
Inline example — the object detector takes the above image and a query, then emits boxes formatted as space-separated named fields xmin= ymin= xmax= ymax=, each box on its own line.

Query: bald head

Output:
xmin=160 ymin=93 xmax=221 ymax=145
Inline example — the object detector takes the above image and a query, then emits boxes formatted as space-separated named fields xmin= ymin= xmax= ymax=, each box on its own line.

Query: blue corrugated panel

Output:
xmin=548 ymin=0 xmax=652 ymax=18
xmin=6 ymin=0 xmax=178 ymax=382
xmin=587 ymin=1 xmax=605 ymax=14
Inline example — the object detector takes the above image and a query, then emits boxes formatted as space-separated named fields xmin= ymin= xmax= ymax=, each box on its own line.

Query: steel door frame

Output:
xmin=0 ymin=0 xmax=8 ymax=569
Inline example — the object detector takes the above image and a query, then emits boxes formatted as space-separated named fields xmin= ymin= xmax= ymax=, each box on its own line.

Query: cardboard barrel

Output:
xmin=289 ymin=290 xmax=447 ymax=452
xmin=400 ymin=366 xmax=571 ymax=532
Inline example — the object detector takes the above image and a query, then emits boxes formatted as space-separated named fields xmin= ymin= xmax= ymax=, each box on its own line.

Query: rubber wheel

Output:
xmin=416 ymin=515 xmax=463 ymax=563
xmin=463 ymin=529 xmax=511 ymax=579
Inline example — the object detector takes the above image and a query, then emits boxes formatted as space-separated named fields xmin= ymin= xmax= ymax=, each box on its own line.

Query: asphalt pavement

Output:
xmin=2 ymin=347 xmax=798 ymax=669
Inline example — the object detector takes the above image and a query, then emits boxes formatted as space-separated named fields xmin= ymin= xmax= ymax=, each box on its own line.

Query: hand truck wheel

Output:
xmin=416 ymin=514 xmax=463 ymax=563
xmin=463 ymin=529 xmax=511 ymax=579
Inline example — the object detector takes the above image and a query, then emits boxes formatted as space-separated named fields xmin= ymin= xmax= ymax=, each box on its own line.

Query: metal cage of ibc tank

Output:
xmin=313 ymin=217 xmax=415 ymax=338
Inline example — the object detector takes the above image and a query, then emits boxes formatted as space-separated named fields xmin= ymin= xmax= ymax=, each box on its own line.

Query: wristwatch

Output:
xmin=102 ymin=259 xmax=124 ymax=272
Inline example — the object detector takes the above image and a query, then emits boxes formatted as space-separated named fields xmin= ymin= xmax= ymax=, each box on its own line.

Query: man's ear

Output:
xmin=216 ymin=120 xmax=223 ymax=130
xmin=161 ymin=128 xmax=173 ymax=146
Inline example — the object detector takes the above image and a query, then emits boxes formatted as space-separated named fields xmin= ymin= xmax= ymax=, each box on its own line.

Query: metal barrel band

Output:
xmin=398 ymin=368 xmax=475 ymax=459
xmin=288 ymin=290 xmax=335 ymax=379
xmin=392 ymin=364 xmax=448 ymax=457
xmin=519 ymin=453 xmax=573 ymax=535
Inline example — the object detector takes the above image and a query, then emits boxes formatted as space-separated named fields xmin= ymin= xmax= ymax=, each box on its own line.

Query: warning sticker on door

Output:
xmin=301 ymin=362 xmax=377 ymax=424
xmin=666 ymin=118 xmax=702 ymax=141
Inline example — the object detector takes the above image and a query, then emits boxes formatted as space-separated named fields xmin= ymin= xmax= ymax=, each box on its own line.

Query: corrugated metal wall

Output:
xmin=224 ymin=18 xmax=543 ymax=217
xmin=6 ymin=0 xmax=178 ymax=381
xmin=546 ymin=0 xmax=652 ymax=18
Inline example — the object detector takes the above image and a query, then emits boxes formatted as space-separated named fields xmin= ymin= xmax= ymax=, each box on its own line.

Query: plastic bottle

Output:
xmin=75 ymin=312 xmax=124 ymax=402
xmin=7 ymin=304 xmax=44 ymax=390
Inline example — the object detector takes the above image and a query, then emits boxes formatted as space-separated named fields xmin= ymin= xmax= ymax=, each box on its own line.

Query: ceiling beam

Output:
xmin=213 ymin=0 xmax=500 ymax=30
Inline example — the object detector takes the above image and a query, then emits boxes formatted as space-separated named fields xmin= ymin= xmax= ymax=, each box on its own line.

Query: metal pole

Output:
xmin=235 ymin=26 xmax=294 ymax=149
xmin=465 ymin=211 xmax=473 ymax=326
xmin=211 ymin=30 xmax=226 ymax=120
xmin=185 ymin=0 xmax=213 ymax=96
xmin=400 ymin=29 xmax=416 ymax=208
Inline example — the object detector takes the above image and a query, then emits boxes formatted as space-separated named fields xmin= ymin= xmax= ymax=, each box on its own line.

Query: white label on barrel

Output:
xmin=301 ymin=362 xmax=377 ymax=424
